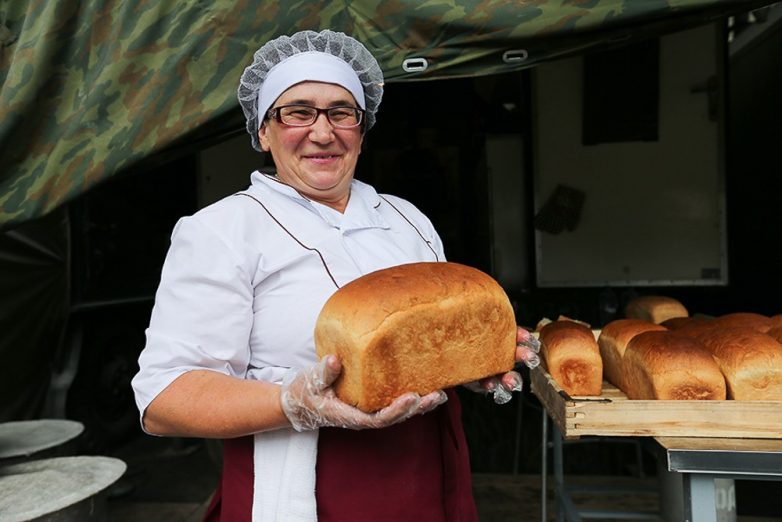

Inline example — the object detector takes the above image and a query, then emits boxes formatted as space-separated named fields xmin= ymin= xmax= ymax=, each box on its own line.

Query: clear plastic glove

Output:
xmin=280 ymin=355 xmax=448 ymax=432
xmin=464 ymin=327 xmax=541 ymax=404
xmin=516 ymin=326 xmax=541 ymax=370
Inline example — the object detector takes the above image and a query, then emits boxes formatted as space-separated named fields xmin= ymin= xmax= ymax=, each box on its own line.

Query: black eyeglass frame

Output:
xmin=266 ymin=104 xmax=365 ymax=129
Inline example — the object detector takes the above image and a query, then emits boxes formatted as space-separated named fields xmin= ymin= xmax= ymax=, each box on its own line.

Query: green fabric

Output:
xmin=0 ymin=0 xmax=768 ymax=228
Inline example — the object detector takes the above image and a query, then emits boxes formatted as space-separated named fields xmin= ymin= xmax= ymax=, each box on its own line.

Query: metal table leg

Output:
xmin=682 ymin=474 xmax=717 ymax=522
xmin=542 ymin=409 xmax=548 ymax=522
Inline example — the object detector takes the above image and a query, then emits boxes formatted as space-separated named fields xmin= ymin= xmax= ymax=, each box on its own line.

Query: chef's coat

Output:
xmin=132 ymin=171 xmax=445 ymax=418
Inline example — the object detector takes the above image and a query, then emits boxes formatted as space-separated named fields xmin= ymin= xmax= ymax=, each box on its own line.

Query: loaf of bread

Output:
xmin=712 ymin=312 xmax=772 ymax=333
xmin=695 ymin=327 xmax=782 ymax=400
xmin=625 ymin=296 xmax=688 ymax=324
xmin=538 ymin=320 xmax=602 ymax=396
xmin=598 ymin=319 xmax=667 ymax=392
xmin=671 ymin=319 xmax=718 ymax=340
xmin=622 ymin=331 xmax=726 ymax=400
xmin=314 ymin=262 xmax=517 ymax=412
xmin=660 ymin=316 xmax=709 ymax=331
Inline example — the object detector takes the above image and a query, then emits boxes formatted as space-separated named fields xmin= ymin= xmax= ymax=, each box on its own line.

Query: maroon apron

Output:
xmin=202 ymin=389 xmax=477 ymax=521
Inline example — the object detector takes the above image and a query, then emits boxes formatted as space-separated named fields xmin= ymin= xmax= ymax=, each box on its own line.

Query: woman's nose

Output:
xmin=308 ymin=113 xmax=335 ymax=142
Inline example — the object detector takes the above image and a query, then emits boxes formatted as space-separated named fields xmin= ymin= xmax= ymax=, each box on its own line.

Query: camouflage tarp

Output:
xmin=0 ymin=0 xmax=771 ymax=229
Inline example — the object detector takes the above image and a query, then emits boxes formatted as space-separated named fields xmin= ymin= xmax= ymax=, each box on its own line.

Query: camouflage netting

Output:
xmin=0 ymin=0 xmax=772 ymax=229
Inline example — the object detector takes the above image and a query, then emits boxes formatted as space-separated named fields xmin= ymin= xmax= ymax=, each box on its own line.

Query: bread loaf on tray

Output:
xmin=314 ymin=262 xmax=517 ymax=412
xmin=712 ymin=312 xmax=772 ymax=333
xmin=695 ymin=327 xmax=782 ymax=400
xmin=538 ymin=320 xmax=602 ymax=396
xmin=625 ymin=296 xmax=688 ymax=324
xmin=598 ymin=319 xmax=667 ymax=392
xmin=622 ymin=331 xmax=726 ymax=400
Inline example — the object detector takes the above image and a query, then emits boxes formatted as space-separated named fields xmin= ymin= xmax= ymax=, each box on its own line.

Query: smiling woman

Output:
xmin=258 ymin=82 xmax=365 ymax=212
xmin=130 ymin=29 xmax=539 ymax=522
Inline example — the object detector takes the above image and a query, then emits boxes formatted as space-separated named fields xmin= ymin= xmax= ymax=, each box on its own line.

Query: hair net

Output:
xmin=238 ymin=30 xmax=384 ymax=151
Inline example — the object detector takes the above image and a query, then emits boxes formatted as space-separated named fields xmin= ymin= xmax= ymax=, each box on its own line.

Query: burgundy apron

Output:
xmin=203 ymin=389 xmax=477 ymax=521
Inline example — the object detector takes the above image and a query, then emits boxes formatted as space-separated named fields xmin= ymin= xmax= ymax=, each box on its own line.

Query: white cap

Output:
xmin=257 ymin=51 xmax=366 ymax=125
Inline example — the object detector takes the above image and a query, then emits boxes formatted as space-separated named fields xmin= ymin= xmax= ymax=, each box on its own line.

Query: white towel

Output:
xmin=252 ymin=428 xmax=319 ymax=521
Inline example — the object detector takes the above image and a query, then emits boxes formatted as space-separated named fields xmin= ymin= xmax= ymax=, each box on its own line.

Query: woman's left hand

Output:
xmin=463 ymin=326 xmax=541 ymax=404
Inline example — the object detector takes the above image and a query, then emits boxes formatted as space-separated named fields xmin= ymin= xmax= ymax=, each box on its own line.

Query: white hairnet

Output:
xmin=238 ymin=29 xmax=384 ymax=151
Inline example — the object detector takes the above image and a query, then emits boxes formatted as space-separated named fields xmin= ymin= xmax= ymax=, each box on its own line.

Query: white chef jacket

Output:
xmin=132 ymin=170 xmax=445 ymax=418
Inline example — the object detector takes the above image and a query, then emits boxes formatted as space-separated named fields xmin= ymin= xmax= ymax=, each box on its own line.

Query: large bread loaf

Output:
xmin=695 ymin=327 xmax=782 ymax=400
xmin=622 ymin=331 xmax=726 ymax=400
xmin=314 ymin=262 xmax=517 ymax=412
xmin=538 ymin=320 xmax=602 ymax=396
xmin=598 ymin=319 xmax=667 ymax=392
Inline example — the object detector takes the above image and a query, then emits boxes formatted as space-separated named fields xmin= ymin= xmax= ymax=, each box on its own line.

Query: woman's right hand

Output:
xmin=280 ymin=355 xmax=448 ymax=432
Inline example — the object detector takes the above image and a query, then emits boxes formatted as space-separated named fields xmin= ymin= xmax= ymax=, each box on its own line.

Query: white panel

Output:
xmin=533 ymin=23 xmax=727 ymax=287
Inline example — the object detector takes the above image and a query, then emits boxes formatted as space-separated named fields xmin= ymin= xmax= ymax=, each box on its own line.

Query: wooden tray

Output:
xmin=530 ymin=366 xmax=782 ymax=440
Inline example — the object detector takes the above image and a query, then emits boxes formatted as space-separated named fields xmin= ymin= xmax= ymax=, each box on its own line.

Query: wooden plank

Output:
xmin=529 ymin=361 xmax=572 ymax=433
xmin=656 ymin=437 xmax=782 ymax=452
xmin=530 ymin=367 xmax=782 ymax=440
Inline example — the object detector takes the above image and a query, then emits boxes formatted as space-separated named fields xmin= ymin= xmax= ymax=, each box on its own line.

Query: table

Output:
xmin=654 ymin=436 xmax=782 ymax=522
xmin=0 ymin=420 xmax=128 ymax=521
xmin=542 ymin=412 xmax=782 ymax=522
xmin=0 ymin=419 xmax=84 ymax=462
xmin=541 ymin=412 xmax=661 ymax=522
xmin=0 ymin=455 xmax=126 ymax=522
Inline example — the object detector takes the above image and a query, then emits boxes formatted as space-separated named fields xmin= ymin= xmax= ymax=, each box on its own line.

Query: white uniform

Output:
xmin=132 ymin=171 xmax=445 ymax=417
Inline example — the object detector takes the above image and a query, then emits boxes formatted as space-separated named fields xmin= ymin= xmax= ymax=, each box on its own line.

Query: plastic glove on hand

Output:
xmin=464 ymin=327 xmax=539 ymax=403
xmin=516 ymin=326 xmax=541 ymax=370
xmin=464 ymin=371 xmax=523 ymax=404
xmin=280 ymin=355 xmax=448 ymax=432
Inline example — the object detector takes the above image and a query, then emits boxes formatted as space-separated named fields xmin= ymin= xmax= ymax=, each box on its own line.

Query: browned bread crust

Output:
xmin=598 ymin=319 xmax=667 ymax=392
xmin=539 ymin=320 xmax=602 ymax=396
xmin=660 ymin=316 xmax=709 ymax=330
xmin=622 ymin=331 xmax=726 ymax=400
xmin=695 ymin=327 xmax=782 ymax=400
xmin=712 ymin=312 xmax=772 ymax=333
xmin=624 ymin=295 xmax=688 ymax=324
xmin=767 ymin=326 xmax=782 ymax=344
xmin=672 ymin=319 xmax=718 ymax=339
xmin=315 ymin=262 xmax=517 ymax=412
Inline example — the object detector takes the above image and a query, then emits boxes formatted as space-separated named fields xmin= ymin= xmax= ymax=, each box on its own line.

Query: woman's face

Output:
xmin=259 ymin=81 xmax=364 ymax=212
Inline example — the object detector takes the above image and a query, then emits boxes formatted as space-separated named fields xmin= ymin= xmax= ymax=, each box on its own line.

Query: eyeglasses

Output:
xmin=266 ymin=104 xmax=365 ymax=129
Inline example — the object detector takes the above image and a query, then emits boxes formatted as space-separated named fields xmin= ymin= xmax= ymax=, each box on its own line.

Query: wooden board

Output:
xmin=530 ymin=366 xmax=782 ymax=440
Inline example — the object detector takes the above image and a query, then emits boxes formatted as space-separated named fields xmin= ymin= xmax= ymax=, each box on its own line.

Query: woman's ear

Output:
xmin=258 ymin=125 xmax=270 ymax=152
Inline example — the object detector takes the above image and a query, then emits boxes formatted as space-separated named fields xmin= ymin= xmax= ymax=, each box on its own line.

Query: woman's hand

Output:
xmin=464 ymin=326 xmax=541 ymax=404
xmin=515 ymin=326 xmax=541 ymax=369
xmin=280 ymin=355 xmax=448 ymax=432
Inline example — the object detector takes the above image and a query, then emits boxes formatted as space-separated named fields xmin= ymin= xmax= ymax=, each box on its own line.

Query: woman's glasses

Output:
xmin=267 ymin=105 xmax=364 ymax=129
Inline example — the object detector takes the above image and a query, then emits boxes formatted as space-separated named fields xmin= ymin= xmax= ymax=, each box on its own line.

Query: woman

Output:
xmin=132 ymin=29 xmax=540 ymax=522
